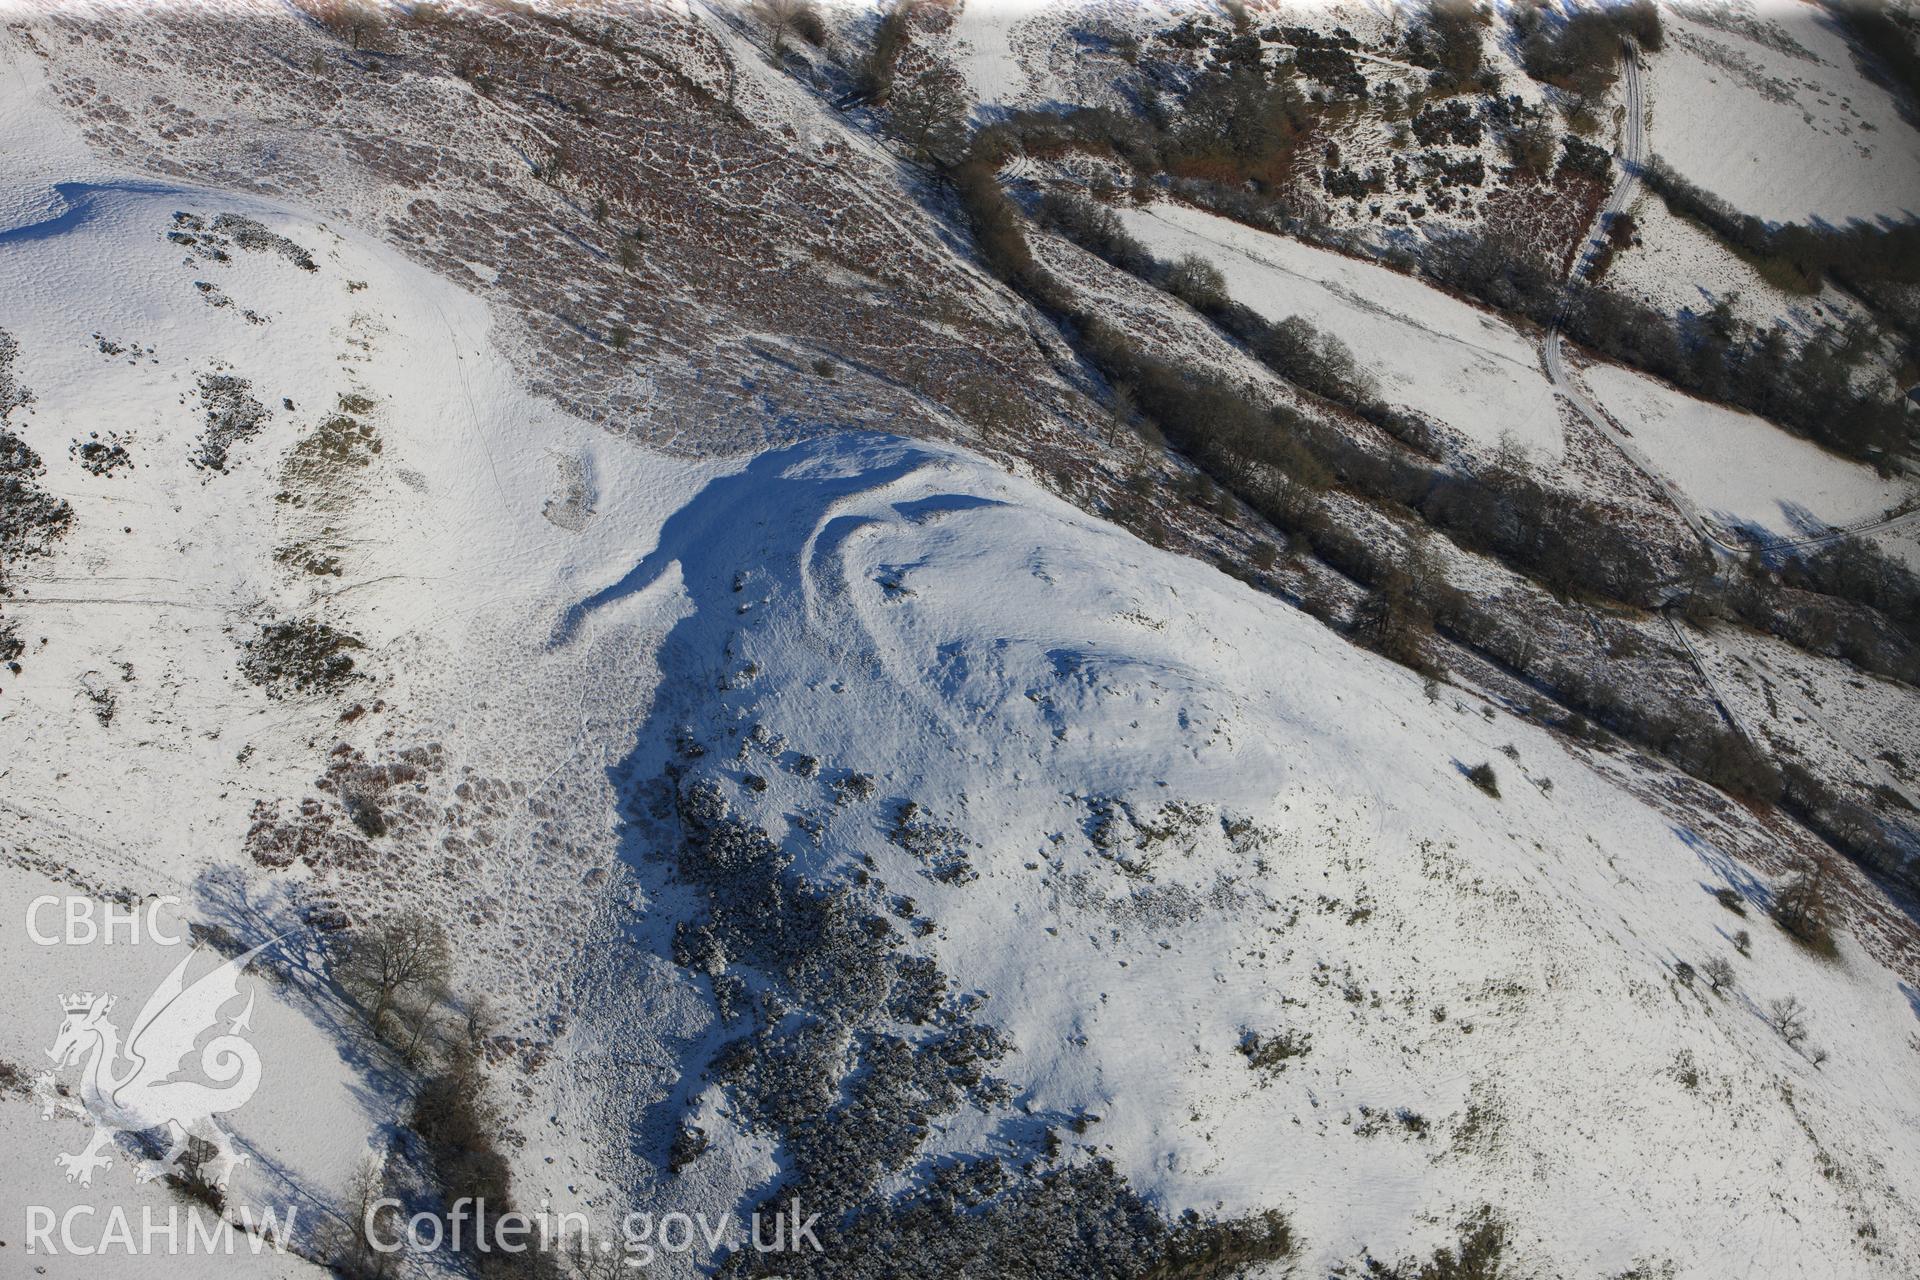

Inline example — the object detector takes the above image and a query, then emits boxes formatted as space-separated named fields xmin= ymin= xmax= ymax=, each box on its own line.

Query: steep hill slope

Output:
xmin=3 ymin=4 xmax=1920 ymax=1280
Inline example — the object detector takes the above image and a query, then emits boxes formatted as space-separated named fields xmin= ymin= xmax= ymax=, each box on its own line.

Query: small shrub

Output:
xmin=1713 ymin=887 xmax=1747 ymax=916
xmin=239 ymin=617 xmax=364 ymax=697
xmin=84 ymin=685 xmax=117 ymax=726
xmin=1466 ymin=762 xmax=1500 ymax=798
xmin=343 ymin=788 xmax=386 ymax=837
xmin=832 ymin=771 xmax=877 ymax=804
xmin=668 ymin=1122 xmax=708 ymax=1175
xmin=1238 ymin=1029 xmax=1311 ymax=1075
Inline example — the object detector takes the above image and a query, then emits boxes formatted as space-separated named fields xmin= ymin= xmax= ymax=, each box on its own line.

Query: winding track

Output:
xmin=1544 ymin=42 xmax=1919 ymax=558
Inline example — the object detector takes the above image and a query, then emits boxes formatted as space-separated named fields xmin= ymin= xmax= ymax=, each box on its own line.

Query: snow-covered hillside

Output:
xmin=5 ymin=157 xmax=1918 ymax=1280
xmin=4 ymin=3 xmax=1920 ymax=1279
xmin=556 ymin=430 xmax=1920 ymax=1275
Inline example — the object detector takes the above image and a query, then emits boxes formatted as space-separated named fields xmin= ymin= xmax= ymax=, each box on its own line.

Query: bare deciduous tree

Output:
xmin=1702 ymin=955 xmax=1735 ymax=993
xmin=332 ymin=1153 xmax=401 ymax=1279
xmin=752 ymin=0 xmax=824 ymax=50
xmin=1772 ymin=859 xmax=1830 ymax=942
xmin=336 ymin=913 xmax=451 ymax=1037
xmin=1767 ymin=995 xmax=1809 ymax=1047
xmin=463 ymin=992 xmax=496 ymax=1053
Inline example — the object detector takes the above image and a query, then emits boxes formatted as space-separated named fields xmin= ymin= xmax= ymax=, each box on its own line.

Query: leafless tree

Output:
xmin=463 ymin=992 xmax=497 ymax=1053
xmin=331 ymin=1153 xmax=401 ymax=1279
xmin=1702 ymin=955 xmax=1735 ymax=993
xmin=1767 ymin=995 xmax=1809 ymax=1047
xmin=752 ymin=0 xmax=824 ymax=51
xmin=336 ymin=913 xmax=452 ymax=1037
xmin=1772 ymin=859 xmax=1830 ymax=940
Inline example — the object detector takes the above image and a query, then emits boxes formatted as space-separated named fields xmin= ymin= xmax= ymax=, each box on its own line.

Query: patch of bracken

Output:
xmin=69 ymin=432 xmax=134 ymax=477
xmin=192 ymin=372 xmax=271 ymax=472
xmin=238 ymin=616 xmax=363 ymax=696
xmin=211 ymin=213 xmax=320 ymax=271
xmin=243 ymin=797 xmax=375 ymax=870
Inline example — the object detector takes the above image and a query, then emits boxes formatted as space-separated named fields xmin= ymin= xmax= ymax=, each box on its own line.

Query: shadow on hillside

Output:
xmin=0 ymin=180 xmax=196 ymax=244
xmin=1675 ymin=822 xmax=1773 ymax=907
xmin=557 ymin=433 xmax=944 ymax=1184
xmin=549 ymin=434 xmax=930 ymax=649
xmin=160 ymin=863 xmax=420 ymax=1260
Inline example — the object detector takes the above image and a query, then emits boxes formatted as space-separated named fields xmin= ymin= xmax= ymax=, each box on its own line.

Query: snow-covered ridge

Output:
xmin=3 ymin=3 xmax=1920 ymax=1278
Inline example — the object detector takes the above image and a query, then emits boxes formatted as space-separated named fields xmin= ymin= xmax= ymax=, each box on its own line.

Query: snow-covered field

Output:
xmin=1579 ymin=362 xmax=1911 ymax=542
xmin=1116 ymin=202 xmax=1567 ymax=460
xmin=1644 ymin=3 xmax=1920 ymax=224
xmin=1606 ymin=187 xmax=1874 ymax=338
